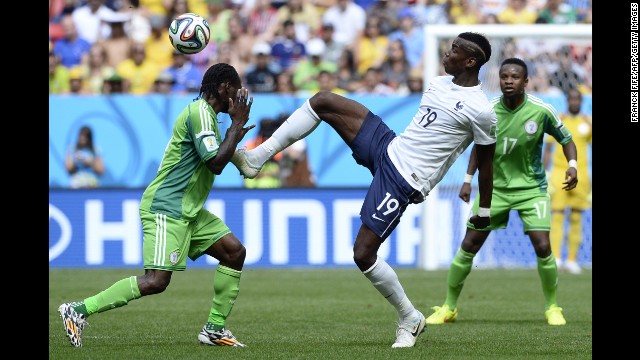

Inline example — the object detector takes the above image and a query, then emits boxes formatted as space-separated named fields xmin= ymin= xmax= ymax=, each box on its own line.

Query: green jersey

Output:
xmin=140 ymin=99 xmax=222 ymax=221
xmin=491 ymin=94 xmax=572 ymax=193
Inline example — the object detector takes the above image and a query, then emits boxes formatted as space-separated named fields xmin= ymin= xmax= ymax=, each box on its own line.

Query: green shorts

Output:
xmin=140 ymin=208 xmax=231 ymax=271
xmin=467 ymin=190 xmax=551 ymax=233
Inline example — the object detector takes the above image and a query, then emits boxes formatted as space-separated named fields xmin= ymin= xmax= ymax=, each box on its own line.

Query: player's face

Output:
xmin=499 ymin=64 xmax=528 ymax=97
xmin=442 ymin=38 xmax=471 ymax=76
xmin=219 ymin=81 xmax=241 ymax=113
xmin=567 ymin=90 xmax=582 ymax=114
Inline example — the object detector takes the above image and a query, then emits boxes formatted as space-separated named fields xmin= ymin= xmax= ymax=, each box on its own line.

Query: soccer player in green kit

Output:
xmin=58 ymin=63 xmax=256 ymax=347
xmin=426 ymin=58 xmax=578 ymax=326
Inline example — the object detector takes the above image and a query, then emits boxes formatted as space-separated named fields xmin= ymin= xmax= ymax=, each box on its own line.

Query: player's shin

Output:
xmin=363 ymin=256 xmax=416 ymax=321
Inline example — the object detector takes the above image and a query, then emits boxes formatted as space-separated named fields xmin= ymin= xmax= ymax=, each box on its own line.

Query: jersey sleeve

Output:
xmin=189 ymin=102 xmax=220 ymax=163
xmin=543 ymin=106 xmax=572 ymax=145
xmin=471 ymin=106 xmax=498 ymax=145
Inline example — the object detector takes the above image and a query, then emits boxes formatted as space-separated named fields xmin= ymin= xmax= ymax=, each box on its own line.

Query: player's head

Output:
xmin=443 ymin=32 xmax=491 ymax=76
xmin=499 ymin=57 xmax=528 ymax=98
xmin=198 ymin=63 xmax=242 ymax=113
xmin=566 ymin=88 xmax=582 ymax=115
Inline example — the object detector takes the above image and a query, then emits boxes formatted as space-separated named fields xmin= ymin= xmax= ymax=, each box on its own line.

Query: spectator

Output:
xmin=319 ymin=23 xmax=346 ymax=65
xmin=353 ymin=67 xmax=394 ymax=95
xmin=162 ymin=51 xmax=204 ymax=93
xmin=388 ymin=7 xmax=424 ymax=69
xmin=274 ymin=70 xmax=297 ymax=94
xmin=406 ymin=66 xmax=423 ymax=94
xmin=53 ymin=14 xmax=92 ymax=68
xmin=543 ymin=88 xmax=591 ymax=274
xmin=354 ymin=15 xmax=389 ymax=76
xmin=68 ymin=67 xmax=91 ymax=95
xmin=247 ymin=0 xmax=280 ymax=42
xmin=116 ymin=42 xmax=162 ymax=94
xmin=101 ymin=12 xmax=134 ymax=68
xmin=50 ymin=51 xmax=70 ymax=94
xmin=536 ymin=0 xmax=578 ymax=24
xmin=72 ymin=43 xmax=116 ymax=94
xmin=313 ymin=70 xmax=348 ymax=95
xmin=322 ymin=0 xmax=366 ymax=48
xmin=244 ymin=42 xmax=282 ymax=93
xmin=206 ymin=0 xmax=234 ymax=44
xmin=226 ymin=14 xmax=256 ymax=76
xmin=334 ymin=48 xmax=361 ymax=92
xmin=120 ymin=0 xmax=152 ymax=43
xmin=271 ymin=19 xmax=306 ymax=71
xmin=276 ymin=0 xmax=322 ymax=42
xmin=151 ymin=72 xmax=176 ymax=94
xmin=65 ymin=125 xmax=106 ymax=189
xmin=366 ymin=0 xmax=402 ymax=35
xmin=243 ymin=119 xmax=283 ymax=188
xmin=449 ymin=0 xmax=482 ymax=25
xmin=548 ymin=45 xmax=585 ymax=95
xmin=380 ymin=39 xmax=411 ymax=92
xmin=72 ymin=0 xmax=117 ymax=44
xmin=292 ymin=38 xmax=337 ymax=91
xmin=412 ymin=0 xmax=449 ymax=26
xmin=497 ymin=0 xmax=538 ymax=24
xmin=144 ymin=15 xmax=175 ymax=70
xmin=102 ymin=73 xmax=126 ymax=93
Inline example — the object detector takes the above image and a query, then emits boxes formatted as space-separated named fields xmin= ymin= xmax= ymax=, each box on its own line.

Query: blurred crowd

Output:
xmin=49 ymin=0 xmax=592 ymax=96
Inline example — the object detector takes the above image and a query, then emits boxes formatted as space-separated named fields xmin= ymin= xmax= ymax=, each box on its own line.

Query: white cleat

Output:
xmin=230 ymin=147 xmax=261 ymax=179
xmin=391 ymin=310 xmax=426 ymax=348
xmin=565 ymin=261 xmax=582 ymax=275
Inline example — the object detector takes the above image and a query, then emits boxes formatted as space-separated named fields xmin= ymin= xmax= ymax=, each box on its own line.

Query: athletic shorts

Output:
xmin=350 ymin=112 xmax=424 ymax=240
xmin=467 ymin=190 xmax=551 ymax=233
xmin=140 ymin=208 xmax=231 ymax=271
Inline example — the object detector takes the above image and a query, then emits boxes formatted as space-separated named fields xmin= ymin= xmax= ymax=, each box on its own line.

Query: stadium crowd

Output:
xmin=49 ymin=0 xmax=592 ymax=96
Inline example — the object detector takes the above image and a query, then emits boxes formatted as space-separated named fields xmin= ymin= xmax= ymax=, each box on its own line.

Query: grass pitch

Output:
xmin=50 ymin=267 xmax=591 ymax=359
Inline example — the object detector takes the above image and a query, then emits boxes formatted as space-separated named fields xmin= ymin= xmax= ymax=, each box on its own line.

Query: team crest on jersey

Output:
xmin=170 ymin=250 xmax=180 ymax=265
xmin=524 ymin=120 xmax=538 ymax=134
xmin=454 ymin=101 xmax=464 ymax=111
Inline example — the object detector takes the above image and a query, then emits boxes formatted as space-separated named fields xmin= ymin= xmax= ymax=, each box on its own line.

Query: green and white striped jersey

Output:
xmin=140 ymin=99 xmax=222 ymax=221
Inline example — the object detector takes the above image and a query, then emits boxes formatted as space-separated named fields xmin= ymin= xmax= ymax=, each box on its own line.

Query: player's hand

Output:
xmin=562 ymin=167 xmax=578 ymax=190
xmin=469 ymin=214 xmax=490 ymax=229
xmin=459 ymin=182 xmax=471 ymax=203
xmin=228 ymin=88 xmax=255 ymax=138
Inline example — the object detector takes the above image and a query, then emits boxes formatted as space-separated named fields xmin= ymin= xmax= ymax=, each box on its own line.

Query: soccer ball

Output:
xmin=168 ymin=13 xmax=210 ymax=55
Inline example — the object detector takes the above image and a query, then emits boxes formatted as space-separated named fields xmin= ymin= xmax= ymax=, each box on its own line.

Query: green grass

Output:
xmin=50 ymin=268 xmax=592 ymax=359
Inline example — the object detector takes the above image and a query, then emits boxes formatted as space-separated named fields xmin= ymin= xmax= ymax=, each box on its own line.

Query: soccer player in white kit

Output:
xmin=232 ymin=32 xmax=498 ymax=348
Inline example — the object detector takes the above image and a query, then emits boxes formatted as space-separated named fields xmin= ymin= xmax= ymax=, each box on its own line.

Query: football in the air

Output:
xmin=168 ymin=13 xmax=210 ymax=55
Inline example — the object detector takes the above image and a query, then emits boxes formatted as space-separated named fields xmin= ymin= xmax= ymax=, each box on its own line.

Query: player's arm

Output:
xmin=560 ymin=140 xmax=578 ymax=190
xmin=468 ymin=142 xmax=495 ymax=229
xmin=206 ymin=89 xmax=255 ymax=174
xmin=459 ymin=145 xmax=478 ymax=203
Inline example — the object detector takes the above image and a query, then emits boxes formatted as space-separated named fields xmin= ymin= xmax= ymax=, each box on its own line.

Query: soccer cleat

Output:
xmin=198 ymin=325 xmax=246 ymax=347
xmin=425 ymin=305 xmax=458 ymax=325
xmin=565 ymin=261 xmax=582 ymax=275
xmin=58 ymin=303 xmax=88 ymax=347
xmin=230 ymin=147 xmax=261 ymax=179
xmin=391 ymin=310 xmax=426 ymax=348
xmin=545 ymin=305 xmax=567 ymax=325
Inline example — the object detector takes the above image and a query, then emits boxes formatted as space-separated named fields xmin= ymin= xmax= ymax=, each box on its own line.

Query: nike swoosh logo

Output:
xmin=371 ymin=213 xmax=387 ymax=223
xmin=411 ymin=321 xmax=423 ymax=337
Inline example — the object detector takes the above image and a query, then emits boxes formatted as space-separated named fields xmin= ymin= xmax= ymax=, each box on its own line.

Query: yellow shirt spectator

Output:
xmin=497 ymin=0 xmax=538 ymax=24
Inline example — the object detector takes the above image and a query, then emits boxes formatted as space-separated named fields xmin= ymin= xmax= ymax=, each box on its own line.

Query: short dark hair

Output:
xmin=198 ymin=63 xmax=241 ymax=101
xmin=500 ymin=57 xmax=529 ymax=79
xmin=457 ymin=32 xmax=492 ymax=68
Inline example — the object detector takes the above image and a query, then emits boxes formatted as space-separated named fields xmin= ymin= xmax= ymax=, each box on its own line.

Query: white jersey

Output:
xmin=387 ymin=75 xmax=497 ymax=196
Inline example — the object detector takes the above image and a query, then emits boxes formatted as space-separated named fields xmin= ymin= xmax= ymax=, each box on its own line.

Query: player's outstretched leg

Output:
xmin=58 ymin=302 xmax=88 ymax=347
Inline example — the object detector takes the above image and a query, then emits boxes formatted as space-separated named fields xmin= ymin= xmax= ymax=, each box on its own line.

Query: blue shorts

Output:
xmin=350 ymin=112 xmax=423 ymax=240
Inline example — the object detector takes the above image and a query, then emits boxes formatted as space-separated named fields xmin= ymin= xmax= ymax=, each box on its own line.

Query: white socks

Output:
xmin=246 ymin=99 xmax=321 ymax=168
xmin=363 ymin=257 xmax=417 ymax=322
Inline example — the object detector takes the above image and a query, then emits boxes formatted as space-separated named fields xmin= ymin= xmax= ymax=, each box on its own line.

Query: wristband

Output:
xmin=568 ymin=159 xmax=577 ymax=170
xmin=478 ymin=207 xmax=490 ymax=217
xmin=463 ymin=174 xmax=473 ymax=183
